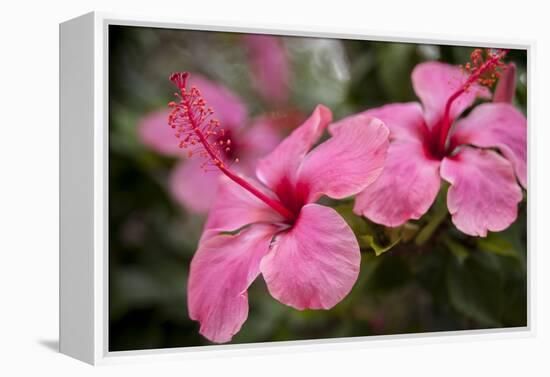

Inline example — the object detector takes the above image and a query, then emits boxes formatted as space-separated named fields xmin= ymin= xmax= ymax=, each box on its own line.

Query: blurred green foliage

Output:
xmin=109 ymin=25 xmax=527 ymax=351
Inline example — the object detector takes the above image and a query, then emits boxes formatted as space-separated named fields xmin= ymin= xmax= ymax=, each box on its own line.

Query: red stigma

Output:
xmin=169 ymin=72 xmax=190 ymax=91
xmin=459 ymin=48 xmax=507 ymax=89
xmin=168 ymin=72 xmax=233 ymax=172
xmin=167 ymin=72 xmax=296 ymax=222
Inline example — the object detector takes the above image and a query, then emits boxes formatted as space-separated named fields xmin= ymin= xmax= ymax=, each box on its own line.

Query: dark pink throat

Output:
xmin=168 ymin=72 xmax=296 ymax=223
xmin=272 ymin=176 xmax=309 ymax=219
xmin=427 ymin=49 xmax=508 ymax=159
xmin=217 ymin=130 xmax=239 ymax=161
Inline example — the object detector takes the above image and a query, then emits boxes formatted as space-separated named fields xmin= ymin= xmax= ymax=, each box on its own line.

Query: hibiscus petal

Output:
xmin=260 ymin=204 xmax=360 ymax=310
xmin=189 ymin=74 xmax=247 ymax=132
xmin=255 ymin=105 xmax=332 ymax=189
xmin=188 ymin=224 xmax=277 ymax=343
xmin=411 ymin=61 xmax=490 ymax=128
xmin=493 ymin=63 xmax=516 ymax=104
xmin=298 ymin=116 xmax=389 ymax=202
xmin=354 ymin=140 xmax=441 ymax=227
xmin=330 ymin=102 xmax=427 ymax=143
xmin=240 ymin=116 xmax=283 ymax=160
xmin=243 ymin=35 xmax=290 ymax=105
xmin=204 ymin=175 xmax=284 ymax=233
xmin=451 ymin=103 xmax=527 ymax=188
xmin=138 ymin=110 xmax=186 ymax=157
xmin=169 ymin=159 xmax=221 ymax=213
xmin=440 ymin=147 xmax=523 ymax=237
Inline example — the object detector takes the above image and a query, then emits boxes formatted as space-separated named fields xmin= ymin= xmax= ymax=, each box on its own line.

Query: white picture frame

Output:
xmin=59 ymin=11 xmax=534 ymax=365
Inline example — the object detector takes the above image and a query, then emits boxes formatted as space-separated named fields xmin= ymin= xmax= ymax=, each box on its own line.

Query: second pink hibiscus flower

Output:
xmin=332 ymin=49 xmax=526 ymax=237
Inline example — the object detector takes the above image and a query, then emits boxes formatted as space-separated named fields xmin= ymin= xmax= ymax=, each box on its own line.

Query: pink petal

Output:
xmin=169 ymin=159 xmax=221 ymax=213
xmin=243 ymin=35 xmax=290 ymax=105
xmin=330 ymin=102 xmax=427 ymax=143
xmin=411 ymin=61 xmax=490 ymax=128
xmin=255 ymin=105 xmax=332 ymax=189
xmin=188 ymin=224 xmax=277 ymax=343
xmin=138 ymin=110 xmax=185 ymax=157
xmin=440 ymin=147 xmax=523 ymax=237
xmin=260 ymin=204 xmax=360 ymax=310
xmin=451 ymin=103 xmax=527 ymax=188
xmin=298 ymin=116 xmax=389 ymax=202
xmin=493 ymin=63 xmax=517 ymax=103
xmin=189 ymin=74 xmax=247 ymax=132
xmin=240 ymin=116 xmax=283 ymax=160
xmin=204 ymin=175 xmax=284 ymax=233
xmin=354 ymin=140 xmax=441 ymax=227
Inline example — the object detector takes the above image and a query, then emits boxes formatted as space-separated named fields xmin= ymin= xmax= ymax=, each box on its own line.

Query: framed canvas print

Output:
xmin=59 ymin=12 xmax=531 ymax=365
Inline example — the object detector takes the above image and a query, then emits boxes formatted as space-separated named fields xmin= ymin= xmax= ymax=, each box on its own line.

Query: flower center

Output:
xmin=168 ymin=72 xmax=296 ymax=222
xmin=215 ymin=129 xmax=239 ymax=161
xmin=433 ymin=49 xmax=508 ymax=158
xmin=272 ymin=176 xmax=309 ymax=217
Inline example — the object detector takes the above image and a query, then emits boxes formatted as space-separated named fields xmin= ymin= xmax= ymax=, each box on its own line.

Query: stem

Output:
xmin=437 ymin=89 xmax=465 ymax=155
xmin=184 ymin=99 xmax=296 ymax=222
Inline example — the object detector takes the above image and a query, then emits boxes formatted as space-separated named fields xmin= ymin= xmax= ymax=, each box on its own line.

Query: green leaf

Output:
xmin=477 ymin=233 xmax=520 ymax=260
xmin=376 ymin=43 xmax=417 ymax=101
xmin=415 ymin=184 xmax=449 ymax=246
xmin=415 ymin=209 xmax=447 ymax=246
xmin=366 ymin=253 xmax=412 ymax=293
xmin=335 ymin=252 xmax=383 ymax=315
xmin=443 ymin=237 xmax=470 ymax=264
xmin=333 ymin=203 xmax=369 ymax=237
xmin=398 ymin=222 xmax=420 ymax=242
xmin=334 ymin=203 xmax=403 ymax=256
xmin=446 ymin=252 xmax=502 ymax=327
xmin=360 ymin=234 xmax=401 ymax=256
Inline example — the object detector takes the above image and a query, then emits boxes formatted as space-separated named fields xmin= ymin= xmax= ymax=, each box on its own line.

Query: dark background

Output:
xmin=109 ymin=25 xmax=527 ymax=351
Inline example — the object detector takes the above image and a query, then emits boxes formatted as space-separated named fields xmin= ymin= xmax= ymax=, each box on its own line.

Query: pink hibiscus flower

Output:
xmin=331 ymin=49 xmax=526 ymax=237
xmin=139 ymin=74 xmax=281 ymax=213
xmin=167 ymin=72 xmax=389 ymax=343
xmin=243 ymin=34 xmax=290 ymax=105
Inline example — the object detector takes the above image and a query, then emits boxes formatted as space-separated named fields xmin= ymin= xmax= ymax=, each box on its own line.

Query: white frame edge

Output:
xmin=60 ymin=12 xmax=96 ymax=364
xmin=59 ymin=11 xmax=536 ymax=366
